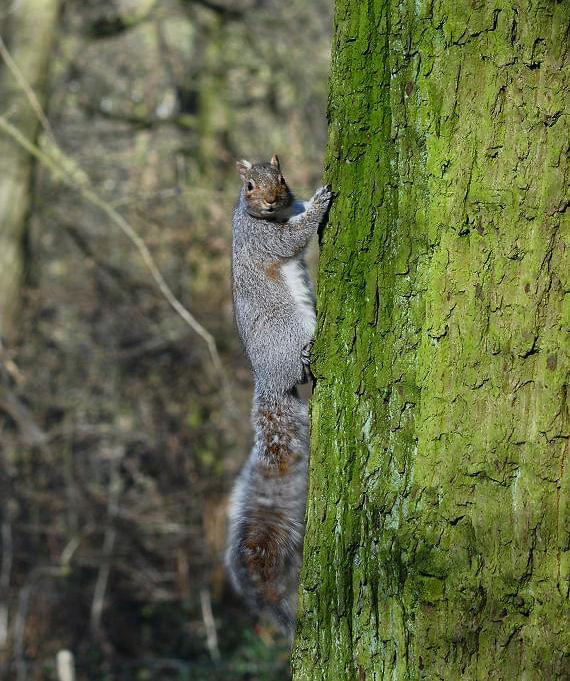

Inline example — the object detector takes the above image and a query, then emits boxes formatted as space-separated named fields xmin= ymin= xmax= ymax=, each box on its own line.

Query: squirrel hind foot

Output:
xmin=300 ymin=340 xmax=315 ymax=385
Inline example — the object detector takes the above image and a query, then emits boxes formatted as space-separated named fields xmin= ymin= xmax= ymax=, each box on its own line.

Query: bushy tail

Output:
xmin=225 ymin=389 xmax=308 ymax=634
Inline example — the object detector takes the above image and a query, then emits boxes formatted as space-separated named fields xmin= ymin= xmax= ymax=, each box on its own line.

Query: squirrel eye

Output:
xmin=280 ymin=176 xmax=286 ymax=186
xmin=246 ymin=181 xmax=254 ymax=191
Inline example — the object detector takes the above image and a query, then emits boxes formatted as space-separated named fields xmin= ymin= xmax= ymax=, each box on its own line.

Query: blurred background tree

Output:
xmin=0 ymin=1 xmax=331 ymax=679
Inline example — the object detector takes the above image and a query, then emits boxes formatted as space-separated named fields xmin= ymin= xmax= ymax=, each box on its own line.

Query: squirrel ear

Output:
xmin=270 ymin=154 xmax=280 ymax=169
xmin=236 ymin=160 xmax=252 ymax=181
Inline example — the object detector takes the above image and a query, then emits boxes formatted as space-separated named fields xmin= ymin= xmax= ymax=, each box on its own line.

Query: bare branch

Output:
xmin=84 ymin=0 xmax=157 ymax=38
xmin=13 ymin=567 xmax=65 ymax=681
xmin=0 ymin=36 xmax=55 ymax=144
xmin=0 ymin=35 xmax=241 ymax=416
xmin=199 ymin=586 xmax=220 ymax=662
xmin=90 ymin=448 xmax=122 ymax=635
xmin=0 ymin=384 xmax=47 ymax=446
xmin=0 ymin=116 xmax=226 ymax=383
xmin=0 ymin=516 xmax=13 ymax=665
xmin=182 ymin=0 xmax=245 ymax=21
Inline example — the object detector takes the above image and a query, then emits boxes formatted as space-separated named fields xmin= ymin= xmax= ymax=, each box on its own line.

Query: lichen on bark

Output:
xmin=293 ymin=1 xmax=569 ymax=679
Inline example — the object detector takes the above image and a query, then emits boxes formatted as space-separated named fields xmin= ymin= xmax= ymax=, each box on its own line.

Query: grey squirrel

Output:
xmin=225 ymin=154 xmax=332 ymax=633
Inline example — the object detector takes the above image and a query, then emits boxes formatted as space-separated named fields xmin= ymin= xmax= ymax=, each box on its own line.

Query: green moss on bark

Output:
xmin=293 ymin=1 xmax=569 ymax=679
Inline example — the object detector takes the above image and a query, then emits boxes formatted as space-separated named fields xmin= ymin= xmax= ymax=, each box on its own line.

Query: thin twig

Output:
xmin=0 ymin=115 xmax=225 ymax=381
xmin=199 ymin=587 xmax=220 ymax=662
xmin=0 ymin=516 xmax=13 ymax=659
xmin=60 ymin=525 xmax=94 ymax=569
xmin=82 ymin=185 xmax=226 ymax=379
xmin=13 ymin=567 xmax=64 ymax=681
xmin=0 ymin=385 xmax=47 ymax=447
xmin=0 ymin=36 xmax=56 ymax=144
xmin=0 ymin=38 xmax=239 ymax=415
xmin=0 ymin=338 xmax=24 ymax=384
xmin=90 ymin=449 xmax=122 ymax=634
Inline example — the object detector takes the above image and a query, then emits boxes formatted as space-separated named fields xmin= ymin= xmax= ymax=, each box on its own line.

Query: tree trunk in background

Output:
xmin=293 ymin=1 xmax=568 ymax=679
xmin=0 ymin=0 xmax=61 ymax=340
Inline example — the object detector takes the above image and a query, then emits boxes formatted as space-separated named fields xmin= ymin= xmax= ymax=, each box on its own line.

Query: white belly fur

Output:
xmin=281 ymin=258 xmax=316 ymax=334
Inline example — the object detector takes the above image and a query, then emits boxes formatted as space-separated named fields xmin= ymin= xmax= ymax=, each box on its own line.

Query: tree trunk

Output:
xmin=293 ymin=1 xmax=568 ymax=679
xmin=0 ymin=0 xmax=61 ymax=340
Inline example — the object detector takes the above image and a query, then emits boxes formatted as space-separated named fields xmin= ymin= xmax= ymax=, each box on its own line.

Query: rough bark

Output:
xmin=293 ymin=1 xmax=568 ymax=679
xmin=0 ymin=0 xmax=61 ymax=340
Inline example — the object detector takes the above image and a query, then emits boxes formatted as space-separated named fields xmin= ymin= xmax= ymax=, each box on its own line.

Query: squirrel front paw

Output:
xmin=310 ymin=186 xmax=333 ymax=212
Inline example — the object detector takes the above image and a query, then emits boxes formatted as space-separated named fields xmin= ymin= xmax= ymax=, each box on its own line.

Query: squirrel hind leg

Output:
xmin=300 ymin=339 xmax=315 ymax=386
xmin=254 ymin=350 xmax=307 ymax=396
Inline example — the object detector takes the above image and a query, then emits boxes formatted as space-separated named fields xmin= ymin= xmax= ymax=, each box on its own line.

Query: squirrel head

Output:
xmin=236 ymin=154 xmax=294 ymax=221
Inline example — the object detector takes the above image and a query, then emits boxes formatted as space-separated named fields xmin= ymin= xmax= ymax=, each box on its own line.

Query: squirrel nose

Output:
xmin=266 ymin=195 xmax=277 ymax=205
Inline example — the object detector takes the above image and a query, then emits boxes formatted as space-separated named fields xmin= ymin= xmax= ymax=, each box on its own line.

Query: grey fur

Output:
xmin=226 ymin=158 xmax=331 ymax=634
